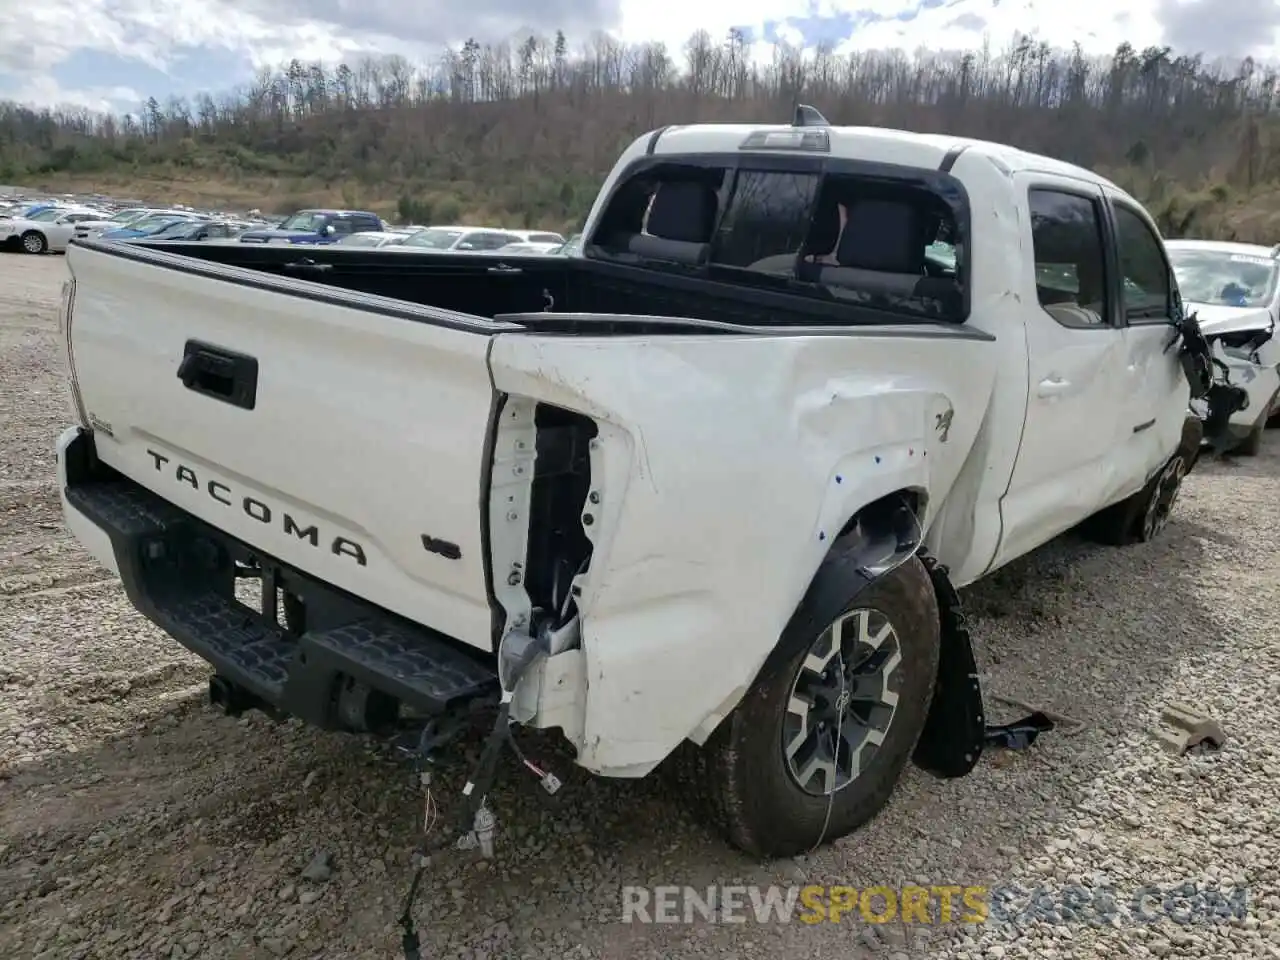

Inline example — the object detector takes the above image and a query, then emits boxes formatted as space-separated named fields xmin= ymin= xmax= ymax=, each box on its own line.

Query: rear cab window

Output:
xmin=587 ymin=148 xmax=969 ymax=324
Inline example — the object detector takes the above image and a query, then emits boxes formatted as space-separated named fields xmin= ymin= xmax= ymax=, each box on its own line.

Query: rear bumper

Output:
xmin=57 ymin=426 xmax=498 ymax=729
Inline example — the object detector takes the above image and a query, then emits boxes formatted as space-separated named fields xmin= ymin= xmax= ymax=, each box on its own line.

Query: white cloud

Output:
xmin=1 ymin=0 xmax=1278 ymax=110
xmin=2 ymin=75 xmax=142 ymax=114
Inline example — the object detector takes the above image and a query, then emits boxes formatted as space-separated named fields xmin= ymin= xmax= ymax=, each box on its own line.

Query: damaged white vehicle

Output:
xmin=1166 ymin=239 xmax=1280 ymax=455
xmin=57 ymin=108 xmax=1220 ymax=867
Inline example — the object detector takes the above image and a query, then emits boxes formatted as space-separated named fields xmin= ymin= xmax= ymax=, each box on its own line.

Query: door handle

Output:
xmin=1037 ymin=376 xmax=1072 ymax=397
xmin=177 ymin=340 xmax=259 ymax=410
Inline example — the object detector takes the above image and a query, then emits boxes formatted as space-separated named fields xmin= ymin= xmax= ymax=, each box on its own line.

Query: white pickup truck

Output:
xmin=56 ymin=109 xmax=1220 ymax=861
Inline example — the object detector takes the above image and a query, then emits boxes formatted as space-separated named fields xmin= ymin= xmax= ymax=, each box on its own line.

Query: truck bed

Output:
xmin=100 ymin=237 xmax=942 ymax=333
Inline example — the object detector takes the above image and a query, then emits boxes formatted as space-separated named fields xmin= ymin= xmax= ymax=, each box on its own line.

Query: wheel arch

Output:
xmin=685 ymin=486 xmax=931 ymax=748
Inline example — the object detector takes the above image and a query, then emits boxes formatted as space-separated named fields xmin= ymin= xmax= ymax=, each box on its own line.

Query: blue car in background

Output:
xmin=237 ymin=209 xmax=384 ymax=244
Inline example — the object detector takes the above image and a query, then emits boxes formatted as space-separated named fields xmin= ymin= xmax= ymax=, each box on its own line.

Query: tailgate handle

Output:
xmin=177 ymin=340 xmax=259 ymax=410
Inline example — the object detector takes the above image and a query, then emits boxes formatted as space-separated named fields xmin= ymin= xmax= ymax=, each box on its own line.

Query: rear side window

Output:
xmin=1028 ymin=188 xmax=1110 ymax=328
xmin=793 ymin=174 xmax=964 ymax=321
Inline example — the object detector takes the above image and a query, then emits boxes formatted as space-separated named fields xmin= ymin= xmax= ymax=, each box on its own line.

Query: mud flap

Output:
xmin=912 ymin=555 xmax=1062 ymax=777
xmin=912 ymin=555 xmax=986 ymax=777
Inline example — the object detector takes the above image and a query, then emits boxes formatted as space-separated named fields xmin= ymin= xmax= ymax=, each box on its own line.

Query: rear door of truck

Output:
xmin=65 ymin=240 xmax=517 ymax=653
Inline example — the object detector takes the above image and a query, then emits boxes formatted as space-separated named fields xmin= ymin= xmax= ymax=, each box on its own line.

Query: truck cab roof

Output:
xmin=638 ymin=121 xmax=1118 ymax=192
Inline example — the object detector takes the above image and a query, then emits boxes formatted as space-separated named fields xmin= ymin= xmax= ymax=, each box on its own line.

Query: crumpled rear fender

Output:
xmin=488 ymin=327 xmax=998 ymax=776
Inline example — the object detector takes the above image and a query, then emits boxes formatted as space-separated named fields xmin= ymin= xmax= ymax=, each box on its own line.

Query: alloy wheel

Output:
xmin=781 ymin=607 xmax=903 ymax=796
xmin=1143 ymin=457 xmax=1186 ymax=541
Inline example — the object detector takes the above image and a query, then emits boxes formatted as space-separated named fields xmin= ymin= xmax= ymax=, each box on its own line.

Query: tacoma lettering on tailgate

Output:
xmin=145 ymin=448 xmax=367 ymax=566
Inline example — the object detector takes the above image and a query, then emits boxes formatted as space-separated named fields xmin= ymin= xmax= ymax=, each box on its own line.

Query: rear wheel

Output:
xmin=681 ymin=552 xmax=939 ymax=858
xmin=20 ymin=231 xmax=46 ymax=255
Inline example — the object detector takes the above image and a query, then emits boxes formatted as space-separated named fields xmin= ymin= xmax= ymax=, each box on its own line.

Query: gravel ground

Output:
xmin=1 ymin=252 xmax=1277 ymax=960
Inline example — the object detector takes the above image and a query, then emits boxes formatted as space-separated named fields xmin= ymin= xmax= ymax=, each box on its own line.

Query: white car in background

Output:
xmin=0 ymin=206 xmax=109 ymax=254
xmin=392 ymin=225 xmax=526 ymax=253
xmin=332 ymin=231 xmax=413 ymax=248
xmin=494 ymin=241 xmax=562 ymax=254
xmin=509 ymin=229 xmax=565 ymax=245
xmin=1167 ymin=239 xmax=1280 ymax=453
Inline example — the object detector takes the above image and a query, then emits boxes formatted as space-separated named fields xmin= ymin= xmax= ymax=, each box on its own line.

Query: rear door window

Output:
xmin=1028 ymin=188 xmax=1111 ymax=328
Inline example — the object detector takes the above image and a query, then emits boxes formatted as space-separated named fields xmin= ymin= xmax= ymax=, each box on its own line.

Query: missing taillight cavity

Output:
xmin=525 ymin=405 xmax=598 ymax=628
xmin=60 ymin=275 xmax=90 ymax=428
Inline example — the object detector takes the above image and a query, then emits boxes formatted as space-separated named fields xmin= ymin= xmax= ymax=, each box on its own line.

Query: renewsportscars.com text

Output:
xmin=620 ymin=882 xmax=1249 ymax=927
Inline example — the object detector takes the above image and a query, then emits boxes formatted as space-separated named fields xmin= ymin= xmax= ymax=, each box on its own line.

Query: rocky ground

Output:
xmin=1 ymin=252 xmax=1277 ymax=960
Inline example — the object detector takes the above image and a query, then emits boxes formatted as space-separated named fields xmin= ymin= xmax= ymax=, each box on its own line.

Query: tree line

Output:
xmin=1 ymin=31 xmax=1277 ymax=236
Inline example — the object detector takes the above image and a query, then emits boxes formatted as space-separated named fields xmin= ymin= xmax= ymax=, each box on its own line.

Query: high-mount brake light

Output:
xmin=739 ymin=129 xmax=831 ymax=152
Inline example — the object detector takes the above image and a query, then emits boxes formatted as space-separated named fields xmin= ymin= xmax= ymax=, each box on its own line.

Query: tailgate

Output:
xmin=66 ymin=242 xmax=510 ymax=652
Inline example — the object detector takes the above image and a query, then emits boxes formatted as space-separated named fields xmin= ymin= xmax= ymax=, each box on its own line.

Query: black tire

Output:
xmin=20 ymin=231 xmax=47 ymax=255
xmin=680 ymin=551 xmax=940 ymax=858
xmin=1083 ymin=451 xmax=1189 ymax=546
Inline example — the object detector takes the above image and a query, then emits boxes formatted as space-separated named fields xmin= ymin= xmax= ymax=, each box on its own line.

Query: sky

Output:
xmin=0 ymin=0 xmax=1275 ymax=114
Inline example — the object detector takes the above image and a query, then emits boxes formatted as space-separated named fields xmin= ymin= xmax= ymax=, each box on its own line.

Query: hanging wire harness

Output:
xmin=396 ymin=630 xmax=559 ymax=959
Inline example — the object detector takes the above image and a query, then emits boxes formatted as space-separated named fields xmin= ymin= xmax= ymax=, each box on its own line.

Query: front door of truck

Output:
xmin=1104 ymin=193 xmax=1193 ymax=485
xmin=994 ymin=178 xmax=1129 ymax=567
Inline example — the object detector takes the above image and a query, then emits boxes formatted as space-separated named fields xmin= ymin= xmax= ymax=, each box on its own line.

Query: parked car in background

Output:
xmin=1168 ymin=239 xmax=1280 ymax=453
xmin=74 ymin=207 xmax=166 ymax=242
xmin=393 ymin=225 xmax=525 ymax=252
xmin=510 ymin=229 xmax=566 ymax=244
xmin=1167 ymin=240 xmax=1280 ymax=349
xmin=333 ymin=231 xmax=413 ymax=248
xmin=0 ymin=206 xmax=109 ymax=253
xmin=142 ymin=219 xmax=253 ymax=242
xmin=237 ymin=209 xmax=384 ymax=245
xmin=100 ymin=213 xmax=205 ymax=241
xmin=494 ymin=241 xmax=562 ymax=255
xmin=4 ymin=201 xmax=64 ymax=221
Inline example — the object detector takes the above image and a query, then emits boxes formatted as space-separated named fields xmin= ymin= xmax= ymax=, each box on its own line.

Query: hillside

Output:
xmin=4 ymin=31 xmax=1280 ymax=238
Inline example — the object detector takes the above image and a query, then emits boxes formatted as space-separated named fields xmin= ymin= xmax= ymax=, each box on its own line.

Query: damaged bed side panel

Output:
xmin=487 ymin=327 xmax=999 ymax=776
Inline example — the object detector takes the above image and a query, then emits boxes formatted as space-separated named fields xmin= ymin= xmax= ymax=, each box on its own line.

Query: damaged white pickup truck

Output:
xmin=57 ymin=108 xmax=1221 ymax=868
